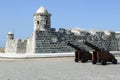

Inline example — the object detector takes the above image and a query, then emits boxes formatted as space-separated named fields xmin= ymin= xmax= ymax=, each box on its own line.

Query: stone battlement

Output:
xmin=5 ymin=6 xmax=120 ymax=54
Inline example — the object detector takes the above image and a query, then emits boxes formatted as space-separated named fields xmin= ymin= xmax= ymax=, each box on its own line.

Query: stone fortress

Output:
xmin=5 ymin=6 xmax=120 ymax=53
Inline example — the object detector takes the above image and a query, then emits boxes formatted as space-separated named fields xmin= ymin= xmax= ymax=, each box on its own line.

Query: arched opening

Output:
xmin=37 ymin=21 xmax=39 ymax=25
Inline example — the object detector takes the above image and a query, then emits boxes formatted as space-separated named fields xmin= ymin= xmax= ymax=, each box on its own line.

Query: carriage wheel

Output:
xmin=81 ymin=58 xmax=87 ymax=63
xmin=75 ymin=51 xmax=79 ymax=62
xmin=101 ymin=60 xmax=106 ymax=65
xmin=112 ymin=59 xmax=117 ymax=64
xmin=92 ymin=51 xmax=97 ymax=64
xmin=92 ymin=61 xmax=97 ymax=64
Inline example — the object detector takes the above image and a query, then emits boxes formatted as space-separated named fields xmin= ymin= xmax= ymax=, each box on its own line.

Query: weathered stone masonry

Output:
xmin=5 ymin=6 xmax=120 ymax=53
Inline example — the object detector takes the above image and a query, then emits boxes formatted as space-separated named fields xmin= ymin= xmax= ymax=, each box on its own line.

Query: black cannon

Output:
xmin=84 ymin=41 xmax=118 ymax=65
xmin=67 ymin=42 xmax=92 ymax=63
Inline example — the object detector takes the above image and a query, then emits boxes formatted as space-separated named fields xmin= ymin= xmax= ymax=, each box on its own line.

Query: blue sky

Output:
xmin=0 ymin=0 xmax=120 ymax=47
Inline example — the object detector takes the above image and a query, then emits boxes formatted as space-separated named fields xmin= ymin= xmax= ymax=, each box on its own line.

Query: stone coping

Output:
xmin=0 ymin=52 xmax=74 ymax=59
xmin=0 ymin=51 xmax=120 ymax=59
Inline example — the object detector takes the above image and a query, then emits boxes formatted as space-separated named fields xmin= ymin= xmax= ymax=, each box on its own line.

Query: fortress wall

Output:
xmin=5 ymin=29 xmax=119 ymax=54
xmin=5 ymin=40 xmax=17 ymax=53
xmin=4 ymin=6 xmax=120 ymax=53
xmin=116 ymin=32 xmax=120 ymax=50
xmin=26 ymin=33 xmax=36 ymax=54
xmin=16 ymin=39 xmax=27 ymax=53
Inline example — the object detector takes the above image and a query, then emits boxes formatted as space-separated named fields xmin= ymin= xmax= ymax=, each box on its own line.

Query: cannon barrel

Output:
xmin=84 ymin=41 xmax=101 ymax=52
xmin=83 ymin=41 xmax=118 ymax=65
xmin=67 ymin=42 xmax=82 ymax=51
xmin=67 ymin=42 xmax=92 ymax=63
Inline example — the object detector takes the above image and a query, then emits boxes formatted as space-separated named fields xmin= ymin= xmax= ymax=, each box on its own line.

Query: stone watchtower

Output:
xmin=7 ymin=32 xmax=14 ymax=40
xmin=5 ymin=32 xmax=15 ymax=53
xmin=33 ymin=6 xmax=51 ymax=31
xmin=26 ymin=6 xmax=52 ymax=53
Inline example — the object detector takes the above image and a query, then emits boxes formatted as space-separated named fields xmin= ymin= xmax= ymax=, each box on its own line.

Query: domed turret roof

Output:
xmin=36 ymin=6 xmax=48 ymax=14
xmin=8 ymin=32 xmax=14 ymax=34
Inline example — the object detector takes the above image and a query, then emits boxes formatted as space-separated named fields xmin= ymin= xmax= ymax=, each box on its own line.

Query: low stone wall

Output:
xmin=0 ymin=52 xmax=74 ymax=59
xmin=0 ymin=51 xmax=120 ymax=59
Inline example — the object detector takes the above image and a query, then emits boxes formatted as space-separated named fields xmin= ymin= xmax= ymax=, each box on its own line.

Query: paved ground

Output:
xmin=0 ymin=57 xmax=120 ymax=80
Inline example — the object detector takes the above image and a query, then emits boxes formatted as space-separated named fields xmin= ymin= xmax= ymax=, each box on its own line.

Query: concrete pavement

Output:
xmin=0 ymin=57 xmax=120 ymax=80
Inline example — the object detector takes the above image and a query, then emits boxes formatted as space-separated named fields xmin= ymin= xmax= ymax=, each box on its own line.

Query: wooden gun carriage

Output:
xmin=67 ymin=42 xmax=92 ymax=63
xmin=84 ymin=41 xmax=118 ymax=65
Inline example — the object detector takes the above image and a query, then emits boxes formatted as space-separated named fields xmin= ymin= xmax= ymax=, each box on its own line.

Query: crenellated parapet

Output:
xmin=5 ymin=6 xmax=120 ymax=54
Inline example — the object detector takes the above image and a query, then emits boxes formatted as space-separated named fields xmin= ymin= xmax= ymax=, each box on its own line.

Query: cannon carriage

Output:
xmin=84 ymin=41 xmax=118 ymax=65
xmin=67 ymin=42 xmax=92 ymax=63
